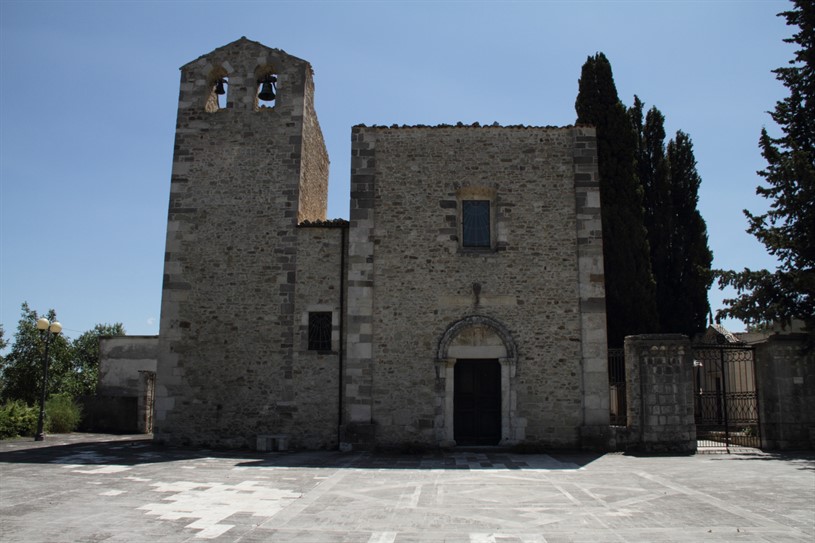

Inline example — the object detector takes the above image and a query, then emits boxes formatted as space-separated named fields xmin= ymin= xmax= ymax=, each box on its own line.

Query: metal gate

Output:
xmin=693 ymin=345 xmax=760 ymax=451
xmin=608 ymin=348 xmax=626 ymax=426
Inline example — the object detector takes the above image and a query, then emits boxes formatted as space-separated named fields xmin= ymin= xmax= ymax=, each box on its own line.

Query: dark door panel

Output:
xmin=454 ymin=359 xmax=501 ymax=445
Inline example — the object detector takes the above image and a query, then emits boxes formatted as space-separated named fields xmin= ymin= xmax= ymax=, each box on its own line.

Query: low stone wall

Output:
xmin=754 ymin=334 xmax=815 ymax=450
xmin=79 ymin=396 xmax=139 ymax=434
xmin=95 ymin=336 xmax=158 ymax=433
xmin=98 ymin=336 xmax=158 ymax=397
xmin=622 ymin=335 xmax=696 ymax=453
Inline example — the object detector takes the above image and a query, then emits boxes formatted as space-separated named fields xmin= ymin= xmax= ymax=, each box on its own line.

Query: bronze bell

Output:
xmin=214 ymin=79 xmax=226 ymax=95
xmin=258 ymin=76 xmax=277 ymax=101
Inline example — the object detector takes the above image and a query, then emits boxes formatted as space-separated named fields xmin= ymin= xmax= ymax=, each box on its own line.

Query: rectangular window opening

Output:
xmin=462 ymin=200 xmax=491 ymax=248
xmin=308 ymin=312 xmax=332 ymax=351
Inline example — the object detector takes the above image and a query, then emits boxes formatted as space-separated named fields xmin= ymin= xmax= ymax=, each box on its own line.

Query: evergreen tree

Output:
xmin=576 ymin=53 xmax=659 ymax=347
xmin=717 ymin=1 xmax=814 ymax=336
xmin=629 ymin=96 xmax=647 ymax=197
xmin=667 ymin=131 xmax=713 ymax=335
xmin=639 ymin=104 xmax=674 ymax=325
xmin=631 ymin=97 xmax=713 ymax=337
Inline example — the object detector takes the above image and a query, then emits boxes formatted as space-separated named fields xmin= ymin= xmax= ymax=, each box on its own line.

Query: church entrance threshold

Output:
xmin=454 ymin=359 xmax=501 ymax=445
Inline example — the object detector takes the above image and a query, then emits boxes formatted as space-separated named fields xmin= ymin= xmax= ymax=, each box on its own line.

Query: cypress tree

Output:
xmin=639 ymin=105 xmax=673 ymax=324
xmin=631 ymin=96 xmax=713 ymax=336
xmin=666 ymin=131 xmax=713 ymax=336
xmin=576 ymin=53 xmax=659 ymax=347
xmin=629 ymin=96 xmax=647 ymax=194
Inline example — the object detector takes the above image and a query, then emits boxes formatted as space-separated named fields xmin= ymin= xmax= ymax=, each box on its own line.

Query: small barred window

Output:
xmin=308 ymin=312 xmax=332 ymax=351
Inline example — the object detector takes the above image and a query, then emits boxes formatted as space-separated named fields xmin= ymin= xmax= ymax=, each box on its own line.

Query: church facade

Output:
xmin=154 ymin=38 xmax=610 ymax=450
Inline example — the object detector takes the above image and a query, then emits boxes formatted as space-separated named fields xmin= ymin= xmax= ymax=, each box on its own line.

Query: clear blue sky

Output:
xmin=0 ymin=0 xmax=793 ymax=344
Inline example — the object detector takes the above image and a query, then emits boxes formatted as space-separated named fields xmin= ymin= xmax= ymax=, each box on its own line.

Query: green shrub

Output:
xmin=45 ymin=394 xmax=82 ymax=433
xmin=0 ymin=401 xmax=38 ymax=439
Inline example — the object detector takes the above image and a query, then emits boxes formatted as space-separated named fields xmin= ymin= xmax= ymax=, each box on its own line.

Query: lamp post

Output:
xmin=34 ymin=317 xmax=62 ymax=441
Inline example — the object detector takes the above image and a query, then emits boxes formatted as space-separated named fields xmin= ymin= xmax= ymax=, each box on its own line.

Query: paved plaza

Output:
xmin=0 ymin=434 xmax=813 ymax=542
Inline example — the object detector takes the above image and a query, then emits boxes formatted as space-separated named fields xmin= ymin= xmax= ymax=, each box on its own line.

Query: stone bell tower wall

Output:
xmin=155 ymin=38 xmax=328 ymax=448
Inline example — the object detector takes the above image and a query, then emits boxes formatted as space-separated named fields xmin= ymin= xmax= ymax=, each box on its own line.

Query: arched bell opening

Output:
xmin=254 ymin=64 xmax=278 ymax=110
xmin=205 ymin=66 xmax=229 ymax=113
xmin=435 ymin=315 xmax=520 ymax=447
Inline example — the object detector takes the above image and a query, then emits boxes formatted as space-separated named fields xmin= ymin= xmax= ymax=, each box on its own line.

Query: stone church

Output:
xmin=154 ymin=37 xmax=610 ymax=451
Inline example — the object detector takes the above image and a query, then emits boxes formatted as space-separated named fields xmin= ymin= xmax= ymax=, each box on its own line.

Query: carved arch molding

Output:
xmin=436 ymin=314 xmax=517 ymax=363
xmin=434 ymin=315 xmax=520 ymax=447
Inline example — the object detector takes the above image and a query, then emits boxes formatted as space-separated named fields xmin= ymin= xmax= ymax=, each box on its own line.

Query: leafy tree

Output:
xmin=717 ymin=1 xmax=814 ymax=336
xmin=0 ymin=303 xmax=126 ymax=404
xmin=0 ymin=325 xmax=7 ymax=378
xmin=0 ymin=303 xmax=72 ymax=405
xmin=576 ymin=53 xmax=659 ymax=346
xmin=69 ymin=323 xmax=125 ymax=397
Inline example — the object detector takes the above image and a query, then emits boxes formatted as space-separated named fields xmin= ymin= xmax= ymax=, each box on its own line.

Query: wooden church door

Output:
xmin=453 ymin=359 xmax=501 ymax=445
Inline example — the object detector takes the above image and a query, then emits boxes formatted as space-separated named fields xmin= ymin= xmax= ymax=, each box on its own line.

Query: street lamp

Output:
xmin=34 ymin=317 xmax=62 ymax=441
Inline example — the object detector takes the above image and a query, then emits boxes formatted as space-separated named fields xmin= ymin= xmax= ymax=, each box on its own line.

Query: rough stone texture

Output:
xmin=345 ymin=125 xmax=608 ymax=449
xmin=154 ymin=39 xmax=608 ymax=451
xmin=291 ymin=224 xmax=345 ymax=449
xmin=95 ymin=336 xmax=158 ymax=433
xmin=754 ymin=333 xmax=815 ymax=450
xmin=155 ymin=38 xmax=329 ymax=448
xmin=98 ymin=336 xmax=158 ymax=398
xmin=624 ymin=334 xmax=696 ymax=453
xmin=573 ymin=129 xmax=610 ymax=447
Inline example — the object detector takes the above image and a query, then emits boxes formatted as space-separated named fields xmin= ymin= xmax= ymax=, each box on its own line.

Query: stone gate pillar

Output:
xmin=624 ymin=334 xmax=696 ymax=453
xmin=754 ymin=333 xmax=815 ymax=450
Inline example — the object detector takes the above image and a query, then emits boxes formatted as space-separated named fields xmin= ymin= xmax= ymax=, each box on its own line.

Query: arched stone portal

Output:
xmin=435 ymin=316 xmax=520 ymax=447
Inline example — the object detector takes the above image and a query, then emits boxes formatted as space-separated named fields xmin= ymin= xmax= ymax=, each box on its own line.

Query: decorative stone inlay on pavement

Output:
xmin=138 ymin=480 xmax=301 ymax=539
xmin=1 ymin=436 xmax=811 ymax=543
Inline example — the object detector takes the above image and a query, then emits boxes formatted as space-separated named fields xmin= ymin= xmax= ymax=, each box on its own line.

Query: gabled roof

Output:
xmin=698 ymin=324 xmax=743 ymax=345
xmin=180 ymin=37 xmax=308 ymax=70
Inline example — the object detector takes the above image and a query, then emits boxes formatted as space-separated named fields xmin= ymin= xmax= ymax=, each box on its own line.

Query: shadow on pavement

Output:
xmin=0 ymin=433 xmax=604 ymax=471
xmin=706 ymin=449 xmax=815 ymax=471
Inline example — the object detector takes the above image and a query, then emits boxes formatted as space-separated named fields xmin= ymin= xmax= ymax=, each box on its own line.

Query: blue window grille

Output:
xmin=462 ymin=200 xmax=491 ymax=248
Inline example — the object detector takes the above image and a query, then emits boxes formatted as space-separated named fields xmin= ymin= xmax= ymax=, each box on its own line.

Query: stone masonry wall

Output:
xmin=292 ymin=224 xmax=345 ymax=449
xmin=345 ymin=125 xmax=607 ymax=449
xmin=624 ymin=335 xmax=696 ymax=453
xmin=298 ymin=71 xmax=328 ymax=223
xmin=98 ymin=336 xmax=158 ymax=398
xmin=155 ymin=38 xmax=328 ymax=448
xmin=754 ymin=334 xmax=815 ymax=450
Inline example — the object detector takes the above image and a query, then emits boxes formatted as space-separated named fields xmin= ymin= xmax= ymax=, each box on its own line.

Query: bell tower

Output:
xmin=155 ymin=38 xmax=329 ymax=447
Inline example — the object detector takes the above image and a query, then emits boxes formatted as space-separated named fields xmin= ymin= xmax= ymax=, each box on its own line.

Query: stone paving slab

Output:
xmin=0 ymin=434 xmax=813 ymax=542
